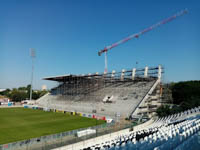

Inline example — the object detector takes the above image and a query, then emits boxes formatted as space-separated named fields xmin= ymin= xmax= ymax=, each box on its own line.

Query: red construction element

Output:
xmin=98 ymin=9 xmax=188 ymax=56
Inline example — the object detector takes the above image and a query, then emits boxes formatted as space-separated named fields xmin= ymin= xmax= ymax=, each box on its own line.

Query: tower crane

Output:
xmin=98 ymin=9 xmax=188 ymax=73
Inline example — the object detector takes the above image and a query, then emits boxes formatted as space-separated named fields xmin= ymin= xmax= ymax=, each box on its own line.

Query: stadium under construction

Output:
xmin=2 ymin=8 xmax=199 ymax=150
xmin=38 ymin=65 xmax=163 ymax=120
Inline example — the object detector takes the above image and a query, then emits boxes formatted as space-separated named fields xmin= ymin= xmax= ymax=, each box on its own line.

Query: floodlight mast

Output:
xmin=30 ymin=48 xmax=36 ymax=101
xmin=98 ymin=9 xmax=188 ymax=73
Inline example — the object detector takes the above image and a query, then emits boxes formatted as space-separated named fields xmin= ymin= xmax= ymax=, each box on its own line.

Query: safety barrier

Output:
xmin=0 ymin=107 xmax=136 ymax=150
xmin=0 ymin=122 xmax=117 ymax=150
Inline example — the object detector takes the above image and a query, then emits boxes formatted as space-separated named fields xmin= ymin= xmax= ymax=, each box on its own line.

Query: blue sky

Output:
xmin=0 ymin=0 xmax=200 ymax=89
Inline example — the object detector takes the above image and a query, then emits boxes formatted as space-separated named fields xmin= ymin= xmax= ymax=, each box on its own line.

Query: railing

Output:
xmin=130 ymin=78 xmax=159 ymax=118
xmin=0 ymin=121 xmax=135 ymax=150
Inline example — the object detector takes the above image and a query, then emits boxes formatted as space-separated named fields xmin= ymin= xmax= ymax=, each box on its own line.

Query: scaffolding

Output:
xmin=43 ymin=66 xmax=163 ymax=102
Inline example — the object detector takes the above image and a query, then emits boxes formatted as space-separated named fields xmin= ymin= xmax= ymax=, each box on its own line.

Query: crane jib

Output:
xmin=98 ymin=9 xmax=188 ymax=55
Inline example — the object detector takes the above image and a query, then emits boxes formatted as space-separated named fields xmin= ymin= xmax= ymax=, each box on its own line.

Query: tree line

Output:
xmin=0 ymin=85 xmax=48 ymax=102
xmin=156 ymin=80 xmax=200 ymax=117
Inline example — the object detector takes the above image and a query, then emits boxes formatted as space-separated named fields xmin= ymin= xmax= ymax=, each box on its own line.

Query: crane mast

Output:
xmin=98 ymin=9 xmax=188 ymax=73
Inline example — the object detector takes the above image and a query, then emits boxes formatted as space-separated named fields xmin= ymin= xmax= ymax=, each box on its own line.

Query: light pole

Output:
xmin=30 ymin=48 xmax=35 ymax=101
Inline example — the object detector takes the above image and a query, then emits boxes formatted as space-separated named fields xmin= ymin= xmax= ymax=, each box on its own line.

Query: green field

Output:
xmin=0 ymin=108 xmax=105 ymax=144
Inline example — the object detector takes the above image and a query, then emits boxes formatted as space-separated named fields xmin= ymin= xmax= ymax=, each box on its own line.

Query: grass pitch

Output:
xmin=0 ymin=108 xmax=105 ymax=144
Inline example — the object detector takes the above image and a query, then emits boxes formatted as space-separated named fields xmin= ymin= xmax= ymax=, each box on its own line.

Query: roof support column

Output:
xmin=144 ymin=66 xmax=148 ymax=78
xmin=121 ymin=69 xmax=126 ymax=81
xmin=132 ymin=68 xmax=136 ymax=80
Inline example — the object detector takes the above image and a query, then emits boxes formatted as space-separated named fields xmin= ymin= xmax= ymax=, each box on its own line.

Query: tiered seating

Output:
xmin=37 ymin=80 xmax=155 ymax=118
xmin=80 ymin=107 xmax=200 ymax=150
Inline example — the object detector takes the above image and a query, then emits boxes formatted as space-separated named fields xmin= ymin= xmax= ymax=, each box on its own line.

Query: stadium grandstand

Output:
xmin=35 ymin=65 xmax=200 ymax=150
xmin=57 ymin=106 xmax=200 ymax=150
xmin=37 ymin=65 xmax=163 ymax=120
xmin=2 ymin=65 xmax=199 ymax=150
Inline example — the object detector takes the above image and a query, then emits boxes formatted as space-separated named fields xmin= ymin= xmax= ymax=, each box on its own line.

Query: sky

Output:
xmin=0 ymin=0 xmax=200 ymax=90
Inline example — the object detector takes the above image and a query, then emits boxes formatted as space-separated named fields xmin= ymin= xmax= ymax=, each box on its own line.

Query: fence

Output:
xmin=0 ymin=121 xmax=136 ymax=150
xmin=0 ymin=106 xmax=139 ymax=150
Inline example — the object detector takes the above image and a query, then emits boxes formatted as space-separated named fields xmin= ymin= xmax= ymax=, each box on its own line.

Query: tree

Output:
xmin=156 ymin=105 xmax=171 ymax=117
xmin=32 ymin=90 xmax=48 ymax=100
xmin=18 ymin=86 xmax=27 ymax=91
xmin=0 ymin=88 xmax=11 ymax=97
xmin=10 ymin=90 xmax=27 ymax=102
xmin=157 ymin=80 xmax=200 ymax=117
xmin=26 ymin=84 xmax=31 ymax=98
xmin=171 ymin=81 xmax=200 ymax=105
xmin=0 ymin=84 xmax=48 ymax=102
